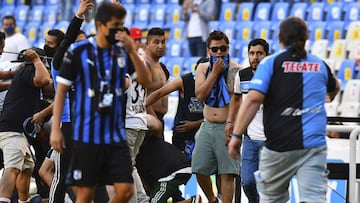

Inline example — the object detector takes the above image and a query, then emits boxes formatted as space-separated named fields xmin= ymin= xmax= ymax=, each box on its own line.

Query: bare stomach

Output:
xmin=203 ymin=105 xmax=229 ymax=123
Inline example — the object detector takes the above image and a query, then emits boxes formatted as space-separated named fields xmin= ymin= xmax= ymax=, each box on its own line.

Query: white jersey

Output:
xmin=0 ymin=33 xmax=30 ymax=62
xmin=234 ymin=71 xmax=265 ymax=141
xmin=125 ymin=73 xmax=147 ymax=130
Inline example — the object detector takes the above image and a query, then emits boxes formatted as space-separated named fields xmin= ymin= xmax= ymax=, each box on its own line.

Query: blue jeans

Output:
xmin=241 ymin=135 xmax=264 ymax=203
xmin=188 ymin=37 xmax=206 ymax=57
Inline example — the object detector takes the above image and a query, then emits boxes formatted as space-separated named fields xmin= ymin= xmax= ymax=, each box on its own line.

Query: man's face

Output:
xmin=133 ymin=38 xmax=142 ymax=50
xmin=207 ymin=39 xmax=229 ymax=57
xmin=75 ymin=33 xmax=87 ymax=42
xmin=248 ymin=45 xmax=267 ymax=69
xmin=98 ymin=16 xmax=124 ymax=41
xmin=146 ymin=35 xmax=166 ymax=58
xmin=2 ymin=18 xmax=15 ymax=36
xmin=44 ymin=34 xmax=58 ymax=48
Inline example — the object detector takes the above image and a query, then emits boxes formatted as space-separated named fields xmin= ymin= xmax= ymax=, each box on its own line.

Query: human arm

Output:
xmin=228 ymin=90 xmax=265 ymax=160
xmin=32 ymin=103 xmax=53 ymax=125
xmin=225 ymin=71 xmax=241 ymax=138
xmin=195 ymin=59 xmax=224 ymax=102
xmin=175 ymin=119 xmax=203 ymax=133
xmin=115 ymin=32 xmax=152 ymax=88
xmin=23 ymin=49 xmax=51 ymax=87
xmin=53 ymin=0 xmax=93 ymax=70
xmin=50 ymin=83 xmax=68 ymax=154
xmin=197 ymin=0 xmax=216 ymax=21
xmin=0 ymin=69 xmax=16 ymax=79
xmin=0 ymin=81 xmax=11 ymax=91
xmin=146 ymin=76 xmax=183 ymax=107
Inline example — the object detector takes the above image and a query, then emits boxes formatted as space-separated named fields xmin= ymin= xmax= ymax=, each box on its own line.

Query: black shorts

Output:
xmin=66 ymin=141 xmax=133 ymax=186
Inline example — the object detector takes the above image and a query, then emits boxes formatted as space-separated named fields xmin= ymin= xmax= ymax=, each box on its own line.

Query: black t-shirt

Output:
xmin=0 ymin=65 xmax=40 ymax=132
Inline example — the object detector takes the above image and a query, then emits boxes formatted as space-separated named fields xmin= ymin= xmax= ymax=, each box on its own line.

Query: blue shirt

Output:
xmin=57 ymin=37 xmax=128 ymax=144
xmin=249 ymin=48 xmax=337 ymax=151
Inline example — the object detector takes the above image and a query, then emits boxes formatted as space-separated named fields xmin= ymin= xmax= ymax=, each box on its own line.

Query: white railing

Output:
xmin=326 ymin=125 xmax=360 ymax=203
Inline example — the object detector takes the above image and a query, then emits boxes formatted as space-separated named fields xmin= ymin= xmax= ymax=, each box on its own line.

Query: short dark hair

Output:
xmin=279 ymin=17 xmax=308 ymax=59
xmin=248 ymin=38 xmax=269 ymax=55
xmin=47 ymin=29 xmax=65 ymax=47
xmin=146 ymin=27 xmax=165 ymax=41
xmin=206 ymin=30 xmax=229 ymax=48
xmin=2 ymin=15 xmax=16 ymax=25
xmin=95 ymin=2 xmax=127 ymax=25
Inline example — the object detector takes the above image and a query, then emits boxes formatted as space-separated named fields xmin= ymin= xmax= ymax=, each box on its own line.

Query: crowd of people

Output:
xmin=0 ymin=0 xmax=341 ymax=202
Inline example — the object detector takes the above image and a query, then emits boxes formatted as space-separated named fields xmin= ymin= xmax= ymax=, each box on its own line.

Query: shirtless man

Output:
xmin=192 ymin=30 xmax=241 ymax=203
xmin=143 ymin=27 xmax=169 ymax=133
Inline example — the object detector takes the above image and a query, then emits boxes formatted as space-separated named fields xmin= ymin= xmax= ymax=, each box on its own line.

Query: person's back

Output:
xmin=228 ymin=16 xmax=340 ymax=203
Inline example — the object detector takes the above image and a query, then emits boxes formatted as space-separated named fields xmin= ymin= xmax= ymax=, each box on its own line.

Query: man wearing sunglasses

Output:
xmin=192 ymin=30 xmax=241 ymax=203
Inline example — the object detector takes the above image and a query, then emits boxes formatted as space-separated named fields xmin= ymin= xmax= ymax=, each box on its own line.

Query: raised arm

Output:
xmin=146 ymin=77 xmax=183 ymax=107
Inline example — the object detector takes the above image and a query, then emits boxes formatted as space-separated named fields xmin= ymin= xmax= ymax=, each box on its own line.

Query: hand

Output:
xmin=50 ymin=127 xmax=66 ymax=154
xmin=76 ymin=0 xmax=94 ymax=17
xmin=224 ymin=122 xmax=233 ymax=138
xmin=175 ymin=120 xmax=196 ymax=133
xmin=23 ymin=49 xmax=40 ymax=62
xmin=227 ymin=136 xmax=242 ymax=160
xmin=115 ymin=31 xmax=136 ymax=53
xmin=212 ymin=57 xmax=225 ymax=75
xmin=32 ymin=112 xmax=45 ymax=125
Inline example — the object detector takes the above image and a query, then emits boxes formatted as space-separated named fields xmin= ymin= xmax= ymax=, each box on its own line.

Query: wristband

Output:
xmin=231 ymin=133 xmax=242 ymax=140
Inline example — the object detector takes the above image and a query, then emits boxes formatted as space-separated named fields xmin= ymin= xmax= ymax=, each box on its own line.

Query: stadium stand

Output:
xmin=219 ymin=2 xmax=237 ymax=22
xmin=337 ymin=59 xmax=357 ymax=91
xmin=337 ymin=79 xmax=360 ymax=119
xmin=236 ymin=2 xmax=254 ymax=22
xmin=253 ymin=2 xmax=271 ymax=21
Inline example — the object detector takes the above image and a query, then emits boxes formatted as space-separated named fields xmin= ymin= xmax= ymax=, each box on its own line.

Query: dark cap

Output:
xmin=11 ymin=47 xmax=46 ymax=63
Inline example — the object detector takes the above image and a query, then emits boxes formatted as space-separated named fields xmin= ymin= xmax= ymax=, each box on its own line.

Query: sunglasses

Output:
xmin=209 ymin=45 xmax=228 ymax=52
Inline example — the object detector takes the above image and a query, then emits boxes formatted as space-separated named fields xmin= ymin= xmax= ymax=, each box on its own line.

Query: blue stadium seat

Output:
xmin=15 ymin=0 xmax=26 ymax=6
xmin=2 ymin=0 xmax=15 ymax=6
xmin=14 ymin=5 xmax=30 ymax=24
xmin=289 ymin=2 xmax=307 ymax=19
xmin=324 ymin=2 xmax=343 ymax=21
xmin=148 ymin=4 xmax=167 ymax=28
xmin=38 ymin=22 xmax=54 ymax=39
xmin=182 ymin=56 xmax=199 ymax=74
xmin=84 ymin=21 xmax=96 ymax=36
xmin=253 ymin=2 xmax=272 ymax=21
xmin=168 ymin=21 xmax=185 ymax=41
xmin=306 ymin=2 xmax=325 ymax=22
xmin=236 ymin=2 xmax=254 ymax=22
xmin=219 ymin=2 xmax=237 ymax=22
xmin=24 ymin=22 xmax=40 ymax=46
xmin=152 ymin=0 xmax=166 ymax=4
xmin=132 ymin=4 xmax=151 ymax=30
xmin=342 ymin=2 xmax=360 ymax=30
xmin=136 ymin=0 xmax=151 ymax=4
xmin=270 ymin=40 xmax=280 ymax=54
xmin=166 ymin=39 xmax=183 ymax=57
xmin=209 ymin=21 xmax=219 ymax=32
xmin=123 ymin=4 xmax=135 ymax=28
xmin=0 ymin=5 xmax=15 ymax=19
xmin=326 ymin=21 xmax=344 ymax=47
xmin=164 ymin=4 xmax=182 ymax=29
xmin=270 ymin=21 xmax=280 ymax=41
xmin=165 ymin=56 xmax=184 ymax=78
xmin=235 ymin=21 xmax=253 ymax=42
xmin=46 ymin=0 xmax=59 ymax=6
xmin=252 ymin=20 xmax=271 ymax=40
xmin=307 ymin=21 xmax=326 ymax=47
xmin=43 ymin=5 xmax=60 ymax=25
xmin=271 ymin=2 xmax=289 ymax=23
xmin=121 ymin=0 xmax=135 ymax=4
xmin=337 ymin=59 xmax=357 ymax=91
xmin=31 ymin=0 xmax=45 ymax=6
xmin=167 ymin=0 xmax=178 ymax=5
xmin=29 ymin=5 xmax=45 ymax=23
xmin=233 ymin=40 xmax=249 ymax=62
xmin=182 ymin=42 xmax=190 ymax=58
xmin=54 ymin=20 xmax=69 ymax=33
xmin=218 ymin=21 xmax=236 ymax=41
